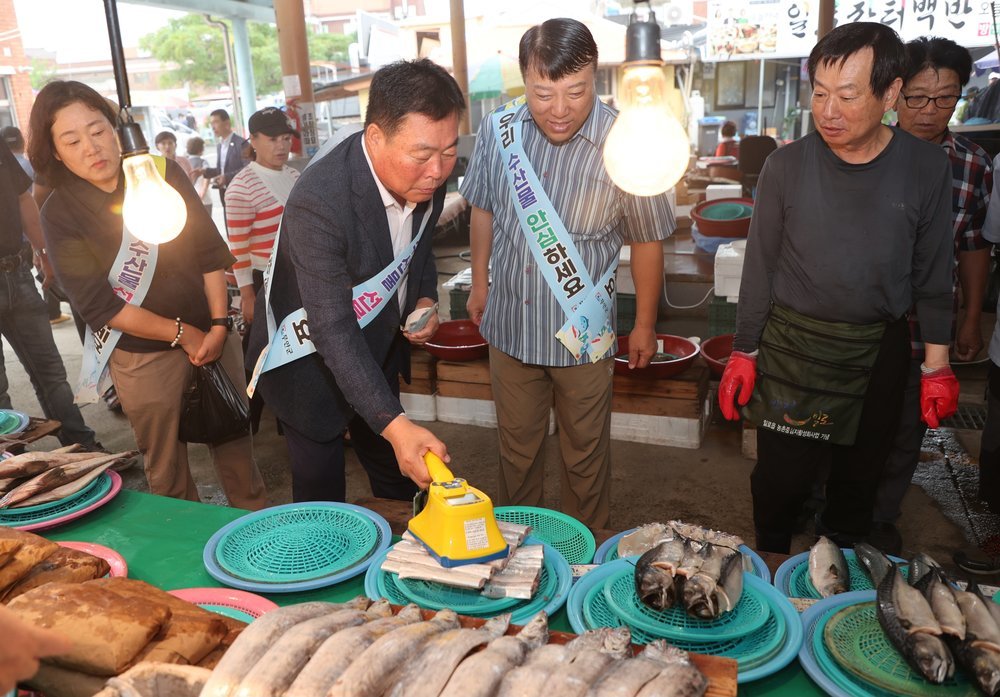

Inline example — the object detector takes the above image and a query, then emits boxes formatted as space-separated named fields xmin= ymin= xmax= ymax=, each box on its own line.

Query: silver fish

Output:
xmin=876 ymin=565 xmax=954 ymax=684
xmin=969 ymin=579 xmax=1000 ymax=630
xmin=541 ymin=628 xmax=632 ymax=697
xmin=635 ymin=538 xmax=686 ymax=611
xmin=854 ymin=542 xmax=891 ymax=588
xmin=713 ymin=549 xmax=744 ymax=614
xmin=439 ymin=612 xmax=549 ymax=697
xmin=947 ymin=589 xmax=1000 ymax=695
xmin=682 ymin=544 xmax=731 ymax=619
xmin=385 ymin=613 xmax=510 ymax=697
xmin=327 ymin=608 xmax=460 ymax=697
xmin=495 ymin=643 xmax=571 ymax=697
xmin=809 ymin=536 xmax=849 ymax=598
xmin=914 ymin=569 xmax=965 ymax=641
xmin=908 ymin=552 xmax=942 ymax=587
xmin=634 ymin=646 xmax=708 ymax=697
xmin=198 ymin=600 xmax=365 ymax=697
xmin=232 ymin=609 xmax=367 ymax=697
xmin=588 ymin=641 xmax=677 ymax=697
xmin=284 ymin=604 xmax=422 ymax=697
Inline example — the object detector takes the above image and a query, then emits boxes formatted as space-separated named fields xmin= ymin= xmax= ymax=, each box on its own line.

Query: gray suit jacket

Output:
xmin=245 ymin=132 xmax=441 ymax=442
xmin=203 ymin=132 xmax=250 ymax=187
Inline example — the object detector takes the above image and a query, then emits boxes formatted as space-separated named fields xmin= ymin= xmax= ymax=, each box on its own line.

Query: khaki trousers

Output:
xmin=489 ymin=346 xmax=614 ymax=529
xmin=109 ymin=331 xmax=268 ymax=510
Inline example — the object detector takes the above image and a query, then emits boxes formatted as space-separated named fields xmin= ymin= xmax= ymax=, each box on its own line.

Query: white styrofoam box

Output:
xmin=610 ymin=396 xmax=711 ymax=449
xmin=401 ymin=392 xmax=437 ymax=422
xmin=714 ymin=239 xmax=747 ymax=298
xmin=436 ymin=396 xmax=557 ymax=434
xmin=706 ymin=184 xmax=743 ymax=201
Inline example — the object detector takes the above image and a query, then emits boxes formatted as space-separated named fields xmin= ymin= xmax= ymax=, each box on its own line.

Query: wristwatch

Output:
xmin=210 ymin=317 xmax=233 ymax=329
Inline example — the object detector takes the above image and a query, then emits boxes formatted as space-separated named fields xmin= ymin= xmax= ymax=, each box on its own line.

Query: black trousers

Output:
xmin=280 ymin=382 xmax=418 ymax=503
xmin=980 ymin=361 xmax=1000 ymax=513
xmin=751 ymin=316 xmax=910 ymax=553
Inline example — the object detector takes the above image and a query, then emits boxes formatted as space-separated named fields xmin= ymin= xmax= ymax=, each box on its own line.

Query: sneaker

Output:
xmin=954 ymin=550 xmax=1000 ymax=575
xmin=49 ymin=313 xmax=71 ymax=325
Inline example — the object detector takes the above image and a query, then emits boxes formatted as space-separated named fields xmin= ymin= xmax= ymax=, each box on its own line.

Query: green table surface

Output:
xmin=39 ymin=489 xmax=826 ymax=696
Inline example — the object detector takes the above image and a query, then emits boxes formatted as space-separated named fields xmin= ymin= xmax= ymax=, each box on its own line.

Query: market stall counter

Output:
xmin=35 ymin=490 xmax=821 ymax=696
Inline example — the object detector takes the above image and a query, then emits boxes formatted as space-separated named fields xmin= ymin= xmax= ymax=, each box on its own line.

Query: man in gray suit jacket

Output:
xmin=246 ymin=60 xmax=463 ymax=502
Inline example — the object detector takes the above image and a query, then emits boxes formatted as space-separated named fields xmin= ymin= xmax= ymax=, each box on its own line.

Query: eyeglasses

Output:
xmin=899 ymin=94 xmax=961 ymax=109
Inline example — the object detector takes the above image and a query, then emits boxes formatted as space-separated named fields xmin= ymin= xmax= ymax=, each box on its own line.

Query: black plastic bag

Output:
xmin=178 ymin=361 xmax=249 ymax=444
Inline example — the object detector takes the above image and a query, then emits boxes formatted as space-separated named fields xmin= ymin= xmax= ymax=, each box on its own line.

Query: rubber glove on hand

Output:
xmin=920 ymin=366 xmax=959 ymax=429
xmin=718 ymin=351 xmax=757 ymax=421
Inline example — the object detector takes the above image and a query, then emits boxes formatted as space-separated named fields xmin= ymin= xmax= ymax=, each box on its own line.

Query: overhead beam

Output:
xmin=123 ymin=0 xmax=275 ymax=24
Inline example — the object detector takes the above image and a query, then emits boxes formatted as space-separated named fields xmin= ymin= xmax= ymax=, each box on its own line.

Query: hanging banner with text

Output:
xmin=705 ymin=0 xmax=994 ymax=63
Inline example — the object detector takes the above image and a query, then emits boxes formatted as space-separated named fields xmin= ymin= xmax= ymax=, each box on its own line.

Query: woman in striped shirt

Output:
xmin=224 ymin=107 xmax=300 ymax=326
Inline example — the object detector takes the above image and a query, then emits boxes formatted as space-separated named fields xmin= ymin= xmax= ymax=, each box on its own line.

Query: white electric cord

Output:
xmin=662 ymin=282 xmax=716 ymax=310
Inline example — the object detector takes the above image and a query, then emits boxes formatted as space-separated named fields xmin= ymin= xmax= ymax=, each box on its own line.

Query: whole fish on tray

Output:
xmin=947 ymin=588 xmax=1000 ymax=695
xmin=808 ymin=536 xmax=849 ymax=598
xmin=0 ymin=452 xmax=137 ymax=509
xmin=635 ymin=537 xmax=687 ymax=611
xmin=876 ymin=564 xmax=954 ymax=684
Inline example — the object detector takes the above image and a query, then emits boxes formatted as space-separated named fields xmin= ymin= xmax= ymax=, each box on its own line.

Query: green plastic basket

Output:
xmin=601 ymin=567 xmax=770 ymax=641
xmin=493 ymin=506 xmax=596 ymax=565
xmin=215 ymin=504 xmax=379 ymax=583
xmin=395 ymin=575 xmax=522 ymax=614
xmin=0 ymin=410 xmax=22 ymax=435
xmin=582 ymin=574 xmax=786 ymax=671
xmin=0 ymin=472 xmax=112 ymax=525
xmin=788 ymin=552 xmax=908 ymax=599
xmin=822 ymin=602 xmax=976 ymax=696
xmin=700 ymin=202 xmax=753 ymax=220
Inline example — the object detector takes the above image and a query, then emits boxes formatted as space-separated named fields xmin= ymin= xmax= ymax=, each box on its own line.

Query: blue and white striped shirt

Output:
xmin=461 ymin=98 xmax=675 ymax=367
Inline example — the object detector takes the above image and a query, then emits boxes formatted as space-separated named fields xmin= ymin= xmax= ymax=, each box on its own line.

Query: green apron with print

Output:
xmin=744 ymin=304 xmax=886 ymax=446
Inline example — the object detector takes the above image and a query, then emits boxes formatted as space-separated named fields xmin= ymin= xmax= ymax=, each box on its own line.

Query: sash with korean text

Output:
xmin=74 ymin=156 xmax=169 ymax=404
xmin=491 ymin=98 xmax=617 ymax=362
xmin=247 ymin=198 xmax=438 ymax=397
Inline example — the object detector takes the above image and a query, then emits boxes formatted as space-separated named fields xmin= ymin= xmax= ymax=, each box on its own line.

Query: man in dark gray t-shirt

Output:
xmin=717 ymin=22 xmax=958 ymax=554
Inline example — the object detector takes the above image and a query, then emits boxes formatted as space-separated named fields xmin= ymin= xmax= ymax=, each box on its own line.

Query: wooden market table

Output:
xmin=37 ymin=490 xmax=821 ymax=697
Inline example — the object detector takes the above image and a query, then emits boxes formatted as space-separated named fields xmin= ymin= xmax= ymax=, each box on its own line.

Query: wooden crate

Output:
xmin=436 ymin=358 xmax=492 ymax=400
xmin=612 ymin=364 xmax=709 ymax=418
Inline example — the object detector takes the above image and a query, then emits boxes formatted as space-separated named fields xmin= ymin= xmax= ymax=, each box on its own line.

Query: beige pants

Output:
xmin=489 ymin=346 xmax=614 ymax=529
xmin=108 ymin=331 xmax=268 ymax=510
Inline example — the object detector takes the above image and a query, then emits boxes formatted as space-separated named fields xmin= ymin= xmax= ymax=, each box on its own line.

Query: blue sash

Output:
xmin=75 ymin=156 xmax=167 ymax=404
xmin=247 ymin=197 xmax=438 ymax=397
xmin=491 ymin=98 xmax=617 ymax=362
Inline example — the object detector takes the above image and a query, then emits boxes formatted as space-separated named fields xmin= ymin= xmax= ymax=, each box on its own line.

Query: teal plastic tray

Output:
xmin=395 ymin=574 xmax=521 ymax=614
xmin=0 ymin=472 xmax=112 ymax=524
xmin=494 ymin=506 xmax=596 ymax=565
xmin=601 ymin=566 xmax=771 ymax=641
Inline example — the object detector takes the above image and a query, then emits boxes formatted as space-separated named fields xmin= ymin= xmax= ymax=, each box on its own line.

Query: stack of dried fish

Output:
xmin=625 ymin=521 xmax=746 ymax=619
xmin=381 ymin=521 xmax=543 ymax=600
xmin=0 ymin=446 xmax=137 ymax=509
xmin=855 ymin=544 xmax=1000 ymax=695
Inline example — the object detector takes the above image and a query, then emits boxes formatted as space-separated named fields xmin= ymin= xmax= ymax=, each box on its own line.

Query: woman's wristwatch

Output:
xmin=211 ymin=317 xmax=233 ymax=330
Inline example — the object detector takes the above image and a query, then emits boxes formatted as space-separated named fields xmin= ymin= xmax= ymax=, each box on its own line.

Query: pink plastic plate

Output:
xmin=168 ymin=587 xmax=278 ymax=621
xmin=12 ymin=470 xmax=123 ymax=533
xmin=56 ymin=540 xmax=128 ymax=577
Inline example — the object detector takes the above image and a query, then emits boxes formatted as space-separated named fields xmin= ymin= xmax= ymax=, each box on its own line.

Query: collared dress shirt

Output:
xmin=363 ymin=137 xmax=416 ymax=309
xmin=461 ymin=97 xmax=675 ymax=367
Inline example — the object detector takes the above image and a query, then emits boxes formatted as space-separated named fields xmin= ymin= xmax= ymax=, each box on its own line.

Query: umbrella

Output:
xmin=469 ymin=53 xmax=524 ymax=101
xmin=975 ymin=50 xmax=1000 ymax=76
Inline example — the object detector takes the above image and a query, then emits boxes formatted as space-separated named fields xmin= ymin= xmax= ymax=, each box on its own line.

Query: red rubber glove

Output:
xmin=920 ymin=366 xmax=959 ymax=429
xmin=718 ymin=351 xmax=757 ymax=421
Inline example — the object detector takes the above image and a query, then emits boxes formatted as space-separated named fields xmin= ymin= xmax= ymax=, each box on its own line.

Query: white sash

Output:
xmin=491 ymin=98 xmax=617 ymax=362
xmin=75 ymin=230 xmax=158 ymax=404
xmin=247 ymin=196 xmax=439 ymax=397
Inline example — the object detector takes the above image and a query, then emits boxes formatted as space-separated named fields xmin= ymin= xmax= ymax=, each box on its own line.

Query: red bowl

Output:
xmin=614 ymin=334 xmax=700 ymax=379
xmin=424 ymin=320 xmax=489 ymax=361
xmin=691 ymin=197 xmax=754 ymax=238
xmin=701 ymin=334 xmax=734 ymax=378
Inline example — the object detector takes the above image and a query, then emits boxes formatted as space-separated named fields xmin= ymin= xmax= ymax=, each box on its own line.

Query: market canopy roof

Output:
xmin=124 ymin=0 xmax=274 ymax=22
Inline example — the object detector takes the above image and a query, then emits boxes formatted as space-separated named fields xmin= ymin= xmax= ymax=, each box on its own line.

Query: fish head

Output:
xmin=636 ymin=563 xmax=677 ymax=611
xmin=602 ymin=627 xmax=633 ymax=658
xmin=970 ymin=650 xmax=1000 ymax=695
xmin=910 ymin=633 xmax=954 ymax=684
xmin=518 ymin=611 xmax=550 ymax=648
xmin=682 ymin=575 xmax=718 ymax=619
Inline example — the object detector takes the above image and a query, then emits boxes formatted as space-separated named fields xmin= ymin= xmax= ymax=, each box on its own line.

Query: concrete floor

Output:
xmin=6 ymin=229 xmax=992 ymax=571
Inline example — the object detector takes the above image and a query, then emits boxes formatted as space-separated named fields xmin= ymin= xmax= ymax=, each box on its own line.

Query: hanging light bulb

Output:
xmin=118 ymin=121 xmax=187 ymax=245
xmin=603 ymin=1 xmax=691 ymax=197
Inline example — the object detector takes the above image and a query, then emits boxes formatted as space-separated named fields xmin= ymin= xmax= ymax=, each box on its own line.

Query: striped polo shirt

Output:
xmin=461 ymin=97 xmax=675 ymax=367
xmin=224 ymin=161 xmax=300 ymax=288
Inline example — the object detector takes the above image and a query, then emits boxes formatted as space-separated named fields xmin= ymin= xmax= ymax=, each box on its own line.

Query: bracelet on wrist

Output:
xmin=169 ymin=318 xmax=184 ymax=348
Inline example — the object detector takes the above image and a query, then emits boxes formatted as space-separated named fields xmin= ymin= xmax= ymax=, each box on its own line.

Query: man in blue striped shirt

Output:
xmin=460 ymin=18 xmax=675 ymax=529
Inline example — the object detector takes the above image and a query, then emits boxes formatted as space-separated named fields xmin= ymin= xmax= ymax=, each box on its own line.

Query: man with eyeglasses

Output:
xmin=871 ymin=36 xmax=993 ymax=556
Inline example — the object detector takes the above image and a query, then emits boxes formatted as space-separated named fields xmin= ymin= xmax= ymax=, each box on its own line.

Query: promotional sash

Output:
xmin=247 ymin=197 xmax=438 ymax=397
xmin=491 ymin=98 xmax=617 ymax=362
xmin=74 ymin=156 xmax=167 ymax=404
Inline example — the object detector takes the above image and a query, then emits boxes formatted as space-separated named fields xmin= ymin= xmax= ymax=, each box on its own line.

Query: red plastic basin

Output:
xmin=424 ymin=320 xmax=489 ymax=361
xmin=691 ymin=197 xmax=754 ymax=238
xmin=701 ymin=334 xmax=734 ymax=378
xmin=614 ymin=334 xmax=700 ymax=379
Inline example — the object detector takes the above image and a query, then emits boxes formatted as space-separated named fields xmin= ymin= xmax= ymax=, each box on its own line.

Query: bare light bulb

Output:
xmin=121 ymin=153 xmax=187 ymax=244
xmin=604 ymin=64 xmax=690 ymax=197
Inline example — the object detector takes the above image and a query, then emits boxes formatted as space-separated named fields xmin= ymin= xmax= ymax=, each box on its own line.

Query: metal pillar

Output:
xmin=274 ymin=0 xmax=318 ymax=156
xmin=231 ymin=17 xmax=257 ymax=127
